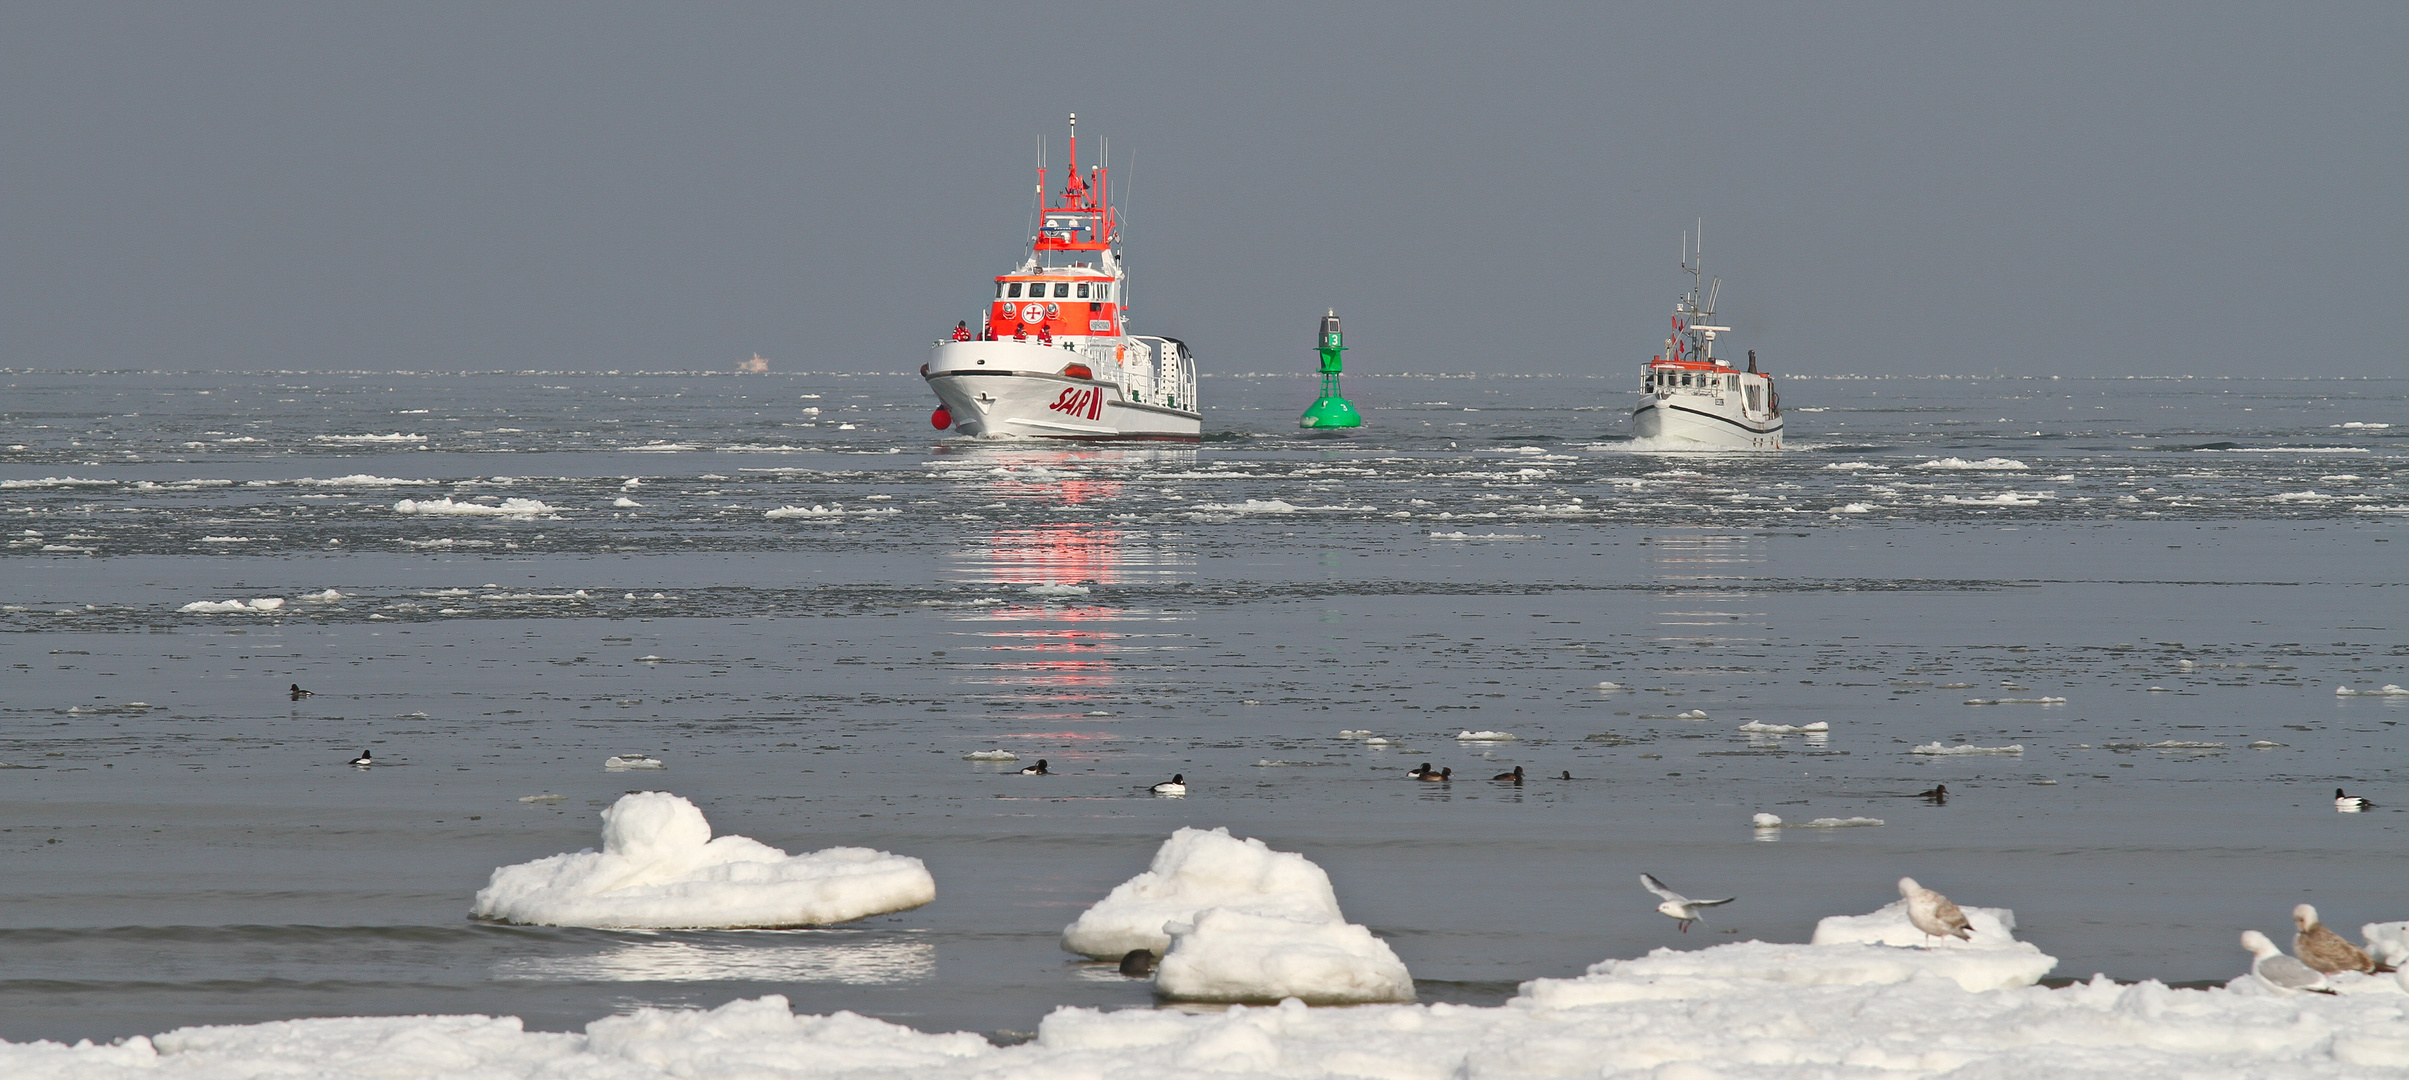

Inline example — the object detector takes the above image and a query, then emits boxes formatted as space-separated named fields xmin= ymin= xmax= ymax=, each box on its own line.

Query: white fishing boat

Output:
xmin=920 ymin=115 xmax=1199 ymax=441
xmin=1631 ymin=226 xmax=1783 ymax=449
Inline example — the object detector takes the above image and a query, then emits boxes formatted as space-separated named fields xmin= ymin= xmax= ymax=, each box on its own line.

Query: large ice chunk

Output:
xmin=1153 ymin=907 xmax=1415 ymax=1005
xmin=1060 ymin=827 xmax=1343 ymax=959
xmin=470 ymin=792 xmax=933 ymax=929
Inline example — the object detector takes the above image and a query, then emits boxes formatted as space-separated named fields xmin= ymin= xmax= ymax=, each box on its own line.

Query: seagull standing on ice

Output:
xmin=2293 ymin=904 xmax=2376 ymax=974
xmin=2335 ymin=788 xmax=2373 ymax=811
xmin=1898 ymin=877 xmax=1974 ymax=943
xmin=2241 ymin=930 xmax=2337 ymax=994
xmin=1640 ymin=873 xmax=1733 ymax=932
xmin=348 ymin=750 xmax=372 ymax=768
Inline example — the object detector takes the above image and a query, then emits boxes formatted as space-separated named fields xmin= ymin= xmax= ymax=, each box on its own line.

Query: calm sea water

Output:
xmin=1 ymin=368 xmax=2402 ymax=1043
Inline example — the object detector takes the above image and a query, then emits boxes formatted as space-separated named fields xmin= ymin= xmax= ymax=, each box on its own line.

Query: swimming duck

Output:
xmin=1416 ymin=767 xmax=1451 ymax=783
xmin=1492 ymin=766 xmax=1524 ymax=784
xmin=1917 ymin=784 xmax=1949 ymax=802
xmin=1408 ymin=762 xmax=1435 ymax=778
xmin=1020 ymin=759 xmax=1049 ymax=776
xmin=1118 ymin=949 xmax=1156 ymax=977
xmin=348 ymin=750 xmax=372 ymax=767
xmin=1150 ymin=774 xmax=1186 ymax=795
xmin=2336 ymin=788 xmax=2372 ymax=811
xmin=290 ymin=683 xmax=313 ymax=700
xmin=1558 ymin=771 xmax=1573 ymax=780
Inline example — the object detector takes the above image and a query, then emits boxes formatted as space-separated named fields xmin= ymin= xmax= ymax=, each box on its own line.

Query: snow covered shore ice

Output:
xmin=1060 ymin=827 xmax=1413 ymax=1005
xmin=18 ymin=918 xmax=2409 ymax=1077
xmin=469 ymin=792 xmax=934 ymax=929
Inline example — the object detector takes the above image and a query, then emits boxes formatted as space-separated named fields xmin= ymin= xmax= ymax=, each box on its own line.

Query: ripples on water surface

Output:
xmin=0 ymin=369 xmax=2402 ymax=1041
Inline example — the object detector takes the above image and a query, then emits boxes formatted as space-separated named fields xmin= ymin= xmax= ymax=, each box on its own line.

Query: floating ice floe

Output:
xmin=1060 ymin=827 xmax=1410 ymax=1005
xmin=1964 ymin=696 xmax=2067 ymax=705
xmin=1024 ymin=582 xmax=1092 ymax=598
xmin=1336 ymin=730 xmax=1375 ymax=738
xmin=1912 ymin=742 xmax=2026 ymax=755
xmin=177 ymin=598 xmax=285 ymax=614
xmin=961 ymin=750 xmax=1018 ymax=761
xmin=1429 ymin=531 xmax=1539 ymax=540
xmin=1676 ymin=709 xmax=1710 ymax=720
xmin=292 ymin=474 xmax=433 ymax=487
xmin=1753 ymin=813 xmax=1883 ymax=829
xmin=1915 ymin=457 xmax=2030 ymax=471
xmin=0 ymin=476 xmax=114 ymax=488
xmin=1156 ymin=906 xmax=1415 ymax=1005
xmin=315 ymin=433 xmax=426 ymax=443
xmin=298 ymin=589 xmax=344 ymax=601
xmin=603 ymin=754 xmax=666 ymax=771
xmin=764 ymin=505 xmax=844 ymax=519
xmin=393 ymin=497 xmax=558 ymax=519
xmin=1594 ymin=681 xmax=1623 ymax=690
xmin=613 ymin=497 xmax=642 ymax=508
xmin=1455 ymin=730 xmax=1517 ymax=741
xmin=470 ymin=792 xmax=934 ymax=929
xmin=518 ymin=794 xmax=565 ymax=803
xmin=2338 ymin=684 xmax=2409 ymax=697
xmin=1062 ymin=828 xmax=1346 ymax=959
xmin=1738 ymin=721 xmax=1829 ymax=734
xmin=1941 ymin=491 xmax=2050 ymax=506
xmin=1193 ymin=499 xmax=1301 ymax=514
xmin=1833 ymin=502 xmax=1877 ymax=513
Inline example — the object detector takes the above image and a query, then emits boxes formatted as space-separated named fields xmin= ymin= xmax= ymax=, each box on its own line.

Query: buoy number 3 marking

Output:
xmin=1048 ymin=385 xmax=1104 ymax=421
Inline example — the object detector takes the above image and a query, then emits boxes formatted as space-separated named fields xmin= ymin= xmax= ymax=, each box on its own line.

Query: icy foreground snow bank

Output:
xmin=1062 ymin=827 xmax=1413 ymax=1004
xmin=19 ymin=944 xmax=2409 ymax=1078
xmin=470 ymin=792 xmax=933 ymax=929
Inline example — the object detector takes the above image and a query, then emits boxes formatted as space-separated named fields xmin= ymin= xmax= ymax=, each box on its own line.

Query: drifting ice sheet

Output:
xmin=469 ymin=792 xmax=934 ymax=929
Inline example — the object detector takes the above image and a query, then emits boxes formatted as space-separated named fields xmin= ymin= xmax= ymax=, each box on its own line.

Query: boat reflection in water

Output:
xmin=934 ymin=449 xmax=1197 ymax=753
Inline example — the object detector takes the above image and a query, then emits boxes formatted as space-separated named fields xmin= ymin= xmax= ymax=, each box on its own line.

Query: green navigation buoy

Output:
xmin=1298 ymin=309 xmax=1362 ymax=429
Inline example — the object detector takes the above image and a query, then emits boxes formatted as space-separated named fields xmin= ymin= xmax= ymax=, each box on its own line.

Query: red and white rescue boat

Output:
xmin=1631 ymin=227 xmax=1784 ymax=449
xmin=921 ymin=115 xmax=1199 ymax=441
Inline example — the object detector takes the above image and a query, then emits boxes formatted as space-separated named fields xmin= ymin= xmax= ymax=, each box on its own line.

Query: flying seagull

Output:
xmin=1899 ymin=877 xmax=1974 ymax=944
xmin=2242 ymin=930 xmax=2336 ymax=995
xmin=1640 ymin=873 xmax=1734 ymax=932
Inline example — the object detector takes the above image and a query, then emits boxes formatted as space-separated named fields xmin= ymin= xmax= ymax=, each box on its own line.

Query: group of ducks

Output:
xmin=1014 ymin=760 xmax=1186 ymax=795
xmin=1410 ymin=763 xmax=1573 ymax=784
xmin=2242 ymin=905 xmax=2398 ymax=994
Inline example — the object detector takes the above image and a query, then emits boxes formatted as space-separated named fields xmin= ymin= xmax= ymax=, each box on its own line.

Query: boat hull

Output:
xmin=925 ymin=340 xmax=1198 ymax=441
xmin=1632 ymin=396 xmax=1783 ymax=450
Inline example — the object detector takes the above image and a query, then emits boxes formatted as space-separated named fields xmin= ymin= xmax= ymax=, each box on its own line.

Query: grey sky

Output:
xmin=4 ymin=3 xmax=2401 ymax=377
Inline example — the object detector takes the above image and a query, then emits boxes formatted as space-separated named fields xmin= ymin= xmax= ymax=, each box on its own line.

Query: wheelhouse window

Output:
xmin=1076 ymin=283 xmax=1090 ymax=298
xmin=1006 ymin=283 xmax=1023 ymax=298
xmin=1053 ymin=282 xmax=1070 ymax=298
xmin=1095 ymin=284 xmax=1111 ymax=301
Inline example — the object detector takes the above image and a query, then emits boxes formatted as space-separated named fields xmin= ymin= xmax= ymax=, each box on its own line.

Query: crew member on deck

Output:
xmin=953 ymin=321 xmax=971 ymax=341
xmin=1012 ymin=323 xmax=1027 ymax=342
xmin=1036 ymin=321 xmax=1053 ymax=345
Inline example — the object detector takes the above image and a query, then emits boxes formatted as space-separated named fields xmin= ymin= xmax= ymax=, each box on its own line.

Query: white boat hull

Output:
xmin=925 ymin=341 xmax=1199 ymax=441
xmin=1632 ymin=395 xmax=1783 ymax=450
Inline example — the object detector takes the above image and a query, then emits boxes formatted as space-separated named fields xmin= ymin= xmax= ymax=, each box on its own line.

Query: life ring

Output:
xmin=1020 ymin=303 xmax=1043 ymax=323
